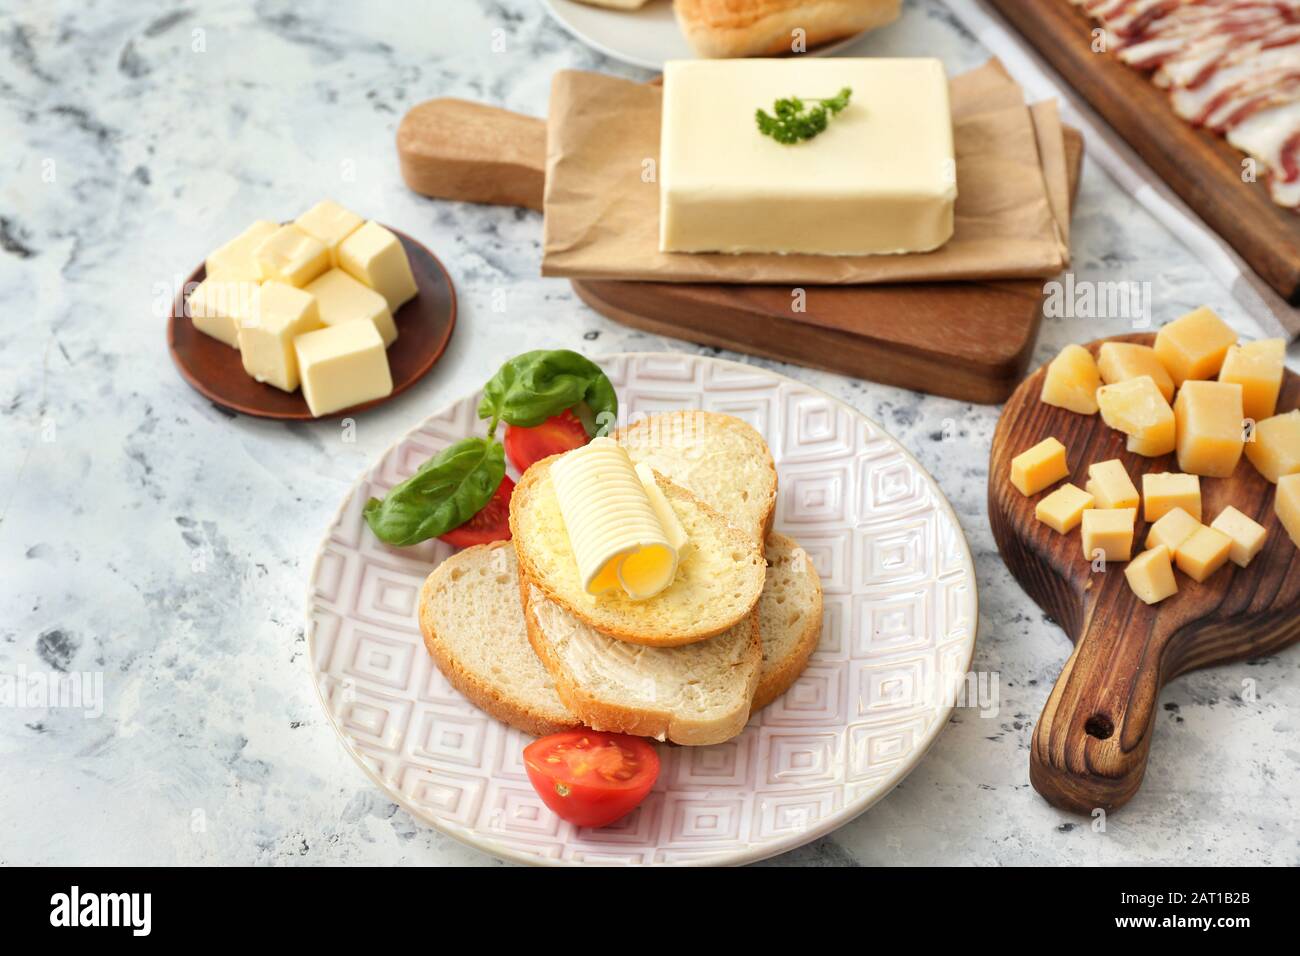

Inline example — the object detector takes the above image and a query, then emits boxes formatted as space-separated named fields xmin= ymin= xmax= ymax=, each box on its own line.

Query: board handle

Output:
xmin=396 ymin=98 xmax=546 ymax=211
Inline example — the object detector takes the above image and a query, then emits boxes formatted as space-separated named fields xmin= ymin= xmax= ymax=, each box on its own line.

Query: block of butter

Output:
xmin=338 ymin=221 xmax=418 ymax=312
xmin=206 ymin=220 xmax=277 ymax=281
xmin=305 ymin=268 xmax=397 ymax=347
xmin=659 ymin=58 xmax=956 ymax=256
xmin=294 ymin=320 xmax=393 ymax=418
xmin=238 ymin=282 xmax=322 ymax=392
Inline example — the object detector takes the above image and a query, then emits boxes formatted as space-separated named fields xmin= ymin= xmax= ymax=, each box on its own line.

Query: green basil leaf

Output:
xmin=477 ymin=350 xmax=617 ymax=438
xmin=362 ymin=437 xmax=505 ymax=546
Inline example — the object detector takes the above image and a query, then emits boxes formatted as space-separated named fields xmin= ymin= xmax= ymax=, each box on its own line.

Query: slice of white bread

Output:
xmin=522 ymin=583 xmax=762 ymax=746
xmin=418 ymin=542 xmax=578 ymax=737
xmin=615 ymin=411 xmax=777 ymax=544
xmin=674 ymin=0 xmax=900 ymax=58
xmin=753 ymin=533 xmax=824 ymax=712
xmin=510 ymin=456 xmax=765 ymax=647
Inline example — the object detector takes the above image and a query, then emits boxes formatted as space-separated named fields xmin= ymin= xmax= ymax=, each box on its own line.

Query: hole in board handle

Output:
xmin=1085 ymin=714 xmax=1115 ymax=740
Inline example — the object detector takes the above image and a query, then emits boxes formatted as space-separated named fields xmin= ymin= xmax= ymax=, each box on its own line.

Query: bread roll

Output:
xmin=674 ymin=0 xmax=900 ymax=58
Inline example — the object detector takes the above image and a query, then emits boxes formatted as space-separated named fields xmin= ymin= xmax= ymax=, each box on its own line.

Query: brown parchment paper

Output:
xmin=542 ymin=60 xmax=1069 ymax=284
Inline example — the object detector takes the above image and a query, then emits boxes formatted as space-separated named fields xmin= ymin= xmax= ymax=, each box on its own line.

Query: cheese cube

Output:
xmin=1244 ymin=409 xmax=1300 ymax=484
xmin=1097 ymin=342 xmax=1175 ymax=403
xmin=295 ymin=199 xmax=364 ymax=267
xmin=237 ymin=282 xmax=322 ymax=392
xmin=1209 ymin=506 xmax=1267 ymax=568
xmin=1174 ymin=380 xmax=1245 ymax=477
xmin=1154 ymin=306 xmax=1238 ymax=386
xmin=1096 ymin=376 xmax=1175 ymax=455
xmin=1010 ymin=437 xmax=1069 ymax=496
xmin=205 ymin=220 xmax=278 ymax=281
xmin=1219 ymin=339 xmax=1285 ymax=422
xmin=1041 ymin=344 xmax=1102 ymax=415
xmin=1174 ymin=525 xmax=1232 ymax=582
xmin=1125 ymin=545 xmax=1178 ymax=605
xmin=186 ymin=278 xmax=258 ymax=349
xmin=1081 ymin=508 xmax=1136 ymax=563
xmin=1142 ymin=472 xmax=1201 ymax=522
xmin=254 ymin=224 xmax=329 ymax=287
xmin=1086 ymin=459 xmax=1139 ymax=510
xmin=304 ymin=268 xmax=397 ymax=347
xmin=1035 ymin=483 xmax=1094 ymax=534
xmin=294 ymin=320 xmax=393 ymax=418
xmin=1126 ymin=432 xmax=1172 ymax=458
xmin=338 ymin=221 xmax=418 ymax=312
xmin=1145 ymin=507 xmax=1201 ymax=555
xmin=1277 ymin=474 xmax=1300 ymax=548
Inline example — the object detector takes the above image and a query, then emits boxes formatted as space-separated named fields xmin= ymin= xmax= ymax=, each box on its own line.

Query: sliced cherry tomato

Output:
xmin=438 ymin=474 xmax=515 ymax=549
xmin=523 ymin=731 xmax=659 ymax=828
xmin=504 ymin=408 xmax=590 ymax=475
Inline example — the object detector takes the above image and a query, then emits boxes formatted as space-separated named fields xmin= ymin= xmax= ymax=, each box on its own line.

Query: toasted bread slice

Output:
xmin=522 ymin=582 xmax=761 ymax=745
xmin=418 ymin=542 xmax=578 ymax=737
xmin=510 ymin=457 xmax=765 ymax=646
xmin=615 ymin=411 xmax=777 ymax=544
xmin=753 ymin=533 xmax=824 ymax=712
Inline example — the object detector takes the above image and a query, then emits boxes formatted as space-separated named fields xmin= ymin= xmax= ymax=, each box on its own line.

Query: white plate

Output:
xmin=540 ymin=0 xmax=862 ymax=70
xmin=306 ymin=353 xmax=978 ymax=866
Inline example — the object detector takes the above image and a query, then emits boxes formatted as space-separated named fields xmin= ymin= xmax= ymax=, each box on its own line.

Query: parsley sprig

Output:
xmin=755 ymin=87 xmax=852 ymax=144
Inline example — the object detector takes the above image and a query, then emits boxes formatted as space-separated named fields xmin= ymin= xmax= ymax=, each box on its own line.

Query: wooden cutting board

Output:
xmin=397 ymin=98 xmax=1082 ymax=403
xmin=989 ymin=334 xmax=1300 ymax=814
xmin=985 ymin=0 xmax=1300 ymax=305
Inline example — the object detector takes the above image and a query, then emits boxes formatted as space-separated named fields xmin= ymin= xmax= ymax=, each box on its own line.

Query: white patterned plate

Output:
xmin=306 ymin=354 xmax=977 ymax=865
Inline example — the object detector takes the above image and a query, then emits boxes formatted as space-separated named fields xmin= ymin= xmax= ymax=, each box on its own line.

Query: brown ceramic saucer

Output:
xmin=167 ymin=227 xmax=456 ymax=420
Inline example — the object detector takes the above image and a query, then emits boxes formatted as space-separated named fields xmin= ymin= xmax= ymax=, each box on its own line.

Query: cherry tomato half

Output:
xmin=438 ymin=474 xmax=515 ymax=549
xmin=523 ymin=731 xmax=659 ymax=828
xmin=504 ymin=408 xmax=590 ymax=475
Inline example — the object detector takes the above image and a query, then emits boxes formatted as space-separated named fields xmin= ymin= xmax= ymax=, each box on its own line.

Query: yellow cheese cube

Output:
xmin=304 ymin=268 xmax=397 ymax=347
xmin=1209 ymin=506 xmax=1267 ymax=568
xmin=1086 ymin=459 xmax=1139 ymax=509
xmin=206 ymin=220 xmax=278 ymax=281
xmin=237 ymin=282 xmax=322 ymax=392
xmin=1173 ymin=380 xmax=1245 ymax=477
xmin=1145 ymin=507 xmax=1201 ymax=555
xmin=1096 ymin=376 xmax=1175 ymax=455
xmin=1154 ymin=306 xmax=1238 ymax=386
xmin=1010 ymin=437 xmax=1069 ymax=496
xmin=1218 ymin=339 xmax=1284 ymax=423
xmin=186 ymin=278 xmax=258 ymax=349
xmin=1244 ymin=409 xmax=1300 ymax=484
xmin=1277 ymin=474 xmax=1300 ymax=549
xmin=295 ymin=199 xmax=364 ymax=267
xmin=1124 ymin=545 xmax=1178 ymax=605
xmin=1174 ymin=525 xmax=1232 ymax=582
xmin=1081 ymin=508 xmax=1136 ymax=563
xmin=1040 ymin=343 xmax=1102 ymax=415
xmin=294 ymin=319 xmax=394 ymax=418
xmin=1142 ymin=472 xmax=1201 ymax=522
xmin=1126 ymin=432 xmax=1172 ymax=458
xmin=1034 ymin=483 xmax=1094 ymax=533
xmin=338 ymin=221 xmax=418 ymax=312
xmin=1097 ymin=342 xmax=1175 ymax=402
xmin=254 ymin=224 xmax=329 ymax=287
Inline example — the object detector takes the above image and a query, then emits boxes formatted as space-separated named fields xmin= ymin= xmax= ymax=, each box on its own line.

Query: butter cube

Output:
xmin=1086 ymin=459 xmax=1139 ymax=510
xmin=1154 ymin=306 xmax=1238 ymax=385
xmin=1174 ymin=525 xmax=1232 ymax=582
xmin=206 ymin=220 xmax=278 ymax=281
xmin=338 ymin=221 xmax=418 ymax=312
xmin=304 ymin=268 xmax=397 ymax=347
xmin=1219 ymin=339 xmax=1285 ymax=422
xmin=1040 ymin=344 xmax=1102 ymax=415
xmin=1081 ymin=507 xmax=1136 ymax=563
xmin=254 ymin=224 xmax=329 ymax=288
xmin=1244 ymin=409 xmax=1300 ymax=484
xmin=1010 ymin=437 xmax=1069 ymax=497
xmin=294 ymin=320 xmax=393 ymax=418
xmin=237 ymin=282 xmax=322 ymax=392
xmin=1174 ymin=380 xmax=1245 ymax=477
xmin=186 ymin=277 xmax=258 ymax=349
xmin=1145 ymin=507 xmax=1201 ymax=555
xmin=1097 ymin=342 xmax=1175 ymax=402
xmin=1125 ymin=545 xmax=1178 ymax=605
xmin=1277 ymin=474 xmax=1300 ymax=549
xmin=295 ymin=199 xmax=364 ymax=267
xmin=1209 ymin=506 xmax=1267 ymax=568
xmin=1142 ymin=472 xmax=1201 ymax=522
xmin=1097 ymin=375 xmax=1175 ymax=455
xmin=1035 ymin=482 xmax=1094 ymax=534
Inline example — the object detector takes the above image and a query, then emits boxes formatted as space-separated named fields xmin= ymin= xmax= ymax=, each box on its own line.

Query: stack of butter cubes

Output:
xmin=187 ymin=200 xmax=417 ymax=417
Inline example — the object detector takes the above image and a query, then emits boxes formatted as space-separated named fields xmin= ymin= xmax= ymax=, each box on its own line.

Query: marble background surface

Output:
xmin=1 ymin=0 xmax=1296 ymax=866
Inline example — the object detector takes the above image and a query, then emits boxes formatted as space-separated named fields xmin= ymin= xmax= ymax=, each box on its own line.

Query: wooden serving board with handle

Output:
xmin=397 ymin=98 xmax=1082 ymax=403
xmin=989 ymin=334 xmax=1300 ymax=814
